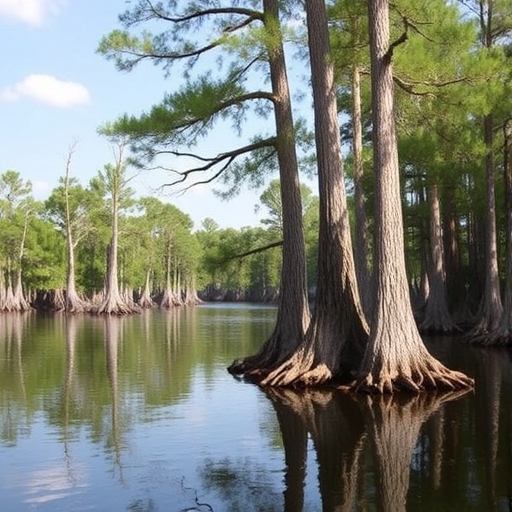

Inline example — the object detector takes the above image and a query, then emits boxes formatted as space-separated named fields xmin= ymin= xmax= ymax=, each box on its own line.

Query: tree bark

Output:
xmin=137 ymin=269 xmax=155 ymax=308
xmin=160 ymin=242 xmax=182 ymax=307
xmin=64 ymin=232 xmax=87 ymax=312
xmin=442 ymin=180 xmax=471 ymax=326
xmin=64 ymin=157 xmax=89 ymax=313
xmin=468 ymin=113 xmax=503 ymax=337
xmin=351 ymin=64 xmax=371 ymax=318
xmin=354 ymin=0 xmax=473 ymax=393
xmin=11 ymin=212 xmax=31 ymax=311
xmin=475 ymin=118 xmax=512 ymax=345
xmin=94 ymin=154 xmax=140 ymax=315
xmin=258 ymin=0 xmax=368 ymax=387
xmin=419 ymin=183 xmax=456 ymax=333
xmin=228 ymin=0 xmax=310 ymax=376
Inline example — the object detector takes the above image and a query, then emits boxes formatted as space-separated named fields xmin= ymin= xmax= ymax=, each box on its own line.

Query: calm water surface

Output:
xmin=0 ymin=304 xmax=511 ymax=511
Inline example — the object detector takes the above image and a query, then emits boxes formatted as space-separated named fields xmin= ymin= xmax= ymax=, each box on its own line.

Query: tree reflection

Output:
xmin=266 ymin=387 xmax=470 ymax=512
xmin=104 ymin=315 xmax=125 ymax=483
xmin=0 ymin=313 xmax=29 ymax=445
xmin=267 ymin=388 xmax=366 ymax=512
xmin=266 ymin=388 xmax=308 ymax=512
xmin=363 ymin=391 xmax=469 ymax=512
xmin=472 ymin=347 xmax=509 ymax=510
xmin=62 ymin=314 xmax=78 ymax=483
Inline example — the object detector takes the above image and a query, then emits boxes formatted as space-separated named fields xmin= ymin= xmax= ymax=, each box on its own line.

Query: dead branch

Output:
xmin=225 ymin=240 xmax=283 ymax=261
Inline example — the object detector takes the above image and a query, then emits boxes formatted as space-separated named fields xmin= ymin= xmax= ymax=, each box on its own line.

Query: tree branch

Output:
xmin=224 ymin=240 xmax=283 ymax=261
xmin=143 ymin=1 xmax=263 ymax=24
xmin=153 ymin=138 xmax=277 ymax=191
xmin=393 ymin=74 xmax=469 ymax=96
xmin=385 ymin=20 xmax=408 ymax=60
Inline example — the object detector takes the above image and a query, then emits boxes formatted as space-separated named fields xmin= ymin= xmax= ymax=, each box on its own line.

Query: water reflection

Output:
xmin=267 ymin=388 xmax=470 ymax=512
xmin=0 ymin=313 xmax=29 ymax=446
xmin=268 ymin=388 xmax=366 ymax=511
xmin=472 ymin=347 xmax=512 ymax=510
xmin=3 ymin=308 xmax=512 ymax=510
xmin=104 ymin=316 xmax=125 ymax=483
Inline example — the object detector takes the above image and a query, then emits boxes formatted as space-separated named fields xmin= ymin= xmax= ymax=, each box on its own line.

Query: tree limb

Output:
xmin=151 ymin=138 xmax=277 ymax=191
xmin=143 ymin=1 xmax=263 ymax=24
xmin=393 ymin=74 xmax=469 ymax=96
xmin=224 ymin=240 xmax=283 ymax=261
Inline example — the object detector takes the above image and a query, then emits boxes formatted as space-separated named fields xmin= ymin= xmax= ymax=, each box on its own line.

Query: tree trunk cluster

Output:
xmin=230 ymin=0 xmax=474 ymax=394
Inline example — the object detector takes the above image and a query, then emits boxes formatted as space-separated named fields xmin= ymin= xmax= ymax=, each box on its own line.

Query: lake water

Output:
xmin=0 ymin=303 xmax=511 ymax=511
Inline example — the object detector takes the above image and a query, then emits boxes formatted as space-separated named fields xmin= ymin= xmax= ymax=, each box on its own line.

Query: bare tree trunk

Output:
xmin=0 ymin=270 xmax=6 ymax=310
xmin=260 ymin=0 xmax=368 ymax=387
xmin=475 ymin=119 xmax=512 ymax=345
xmin=228 ymin=0 xmax=310 ymax=376
xmin=64 ymin=234 xmax=88 ymax=312
xmin=11 ymin=212 xmax=31 ymax=311
xmin=3 ymin=259 xmax=17 ymax=312
xmin=184 ymin=276 xmax=201 ymax=306
xmin=352 ymin=64 xmax=371 ymax=318
xmin=13 ymin=268 xmax=31 ymax=311
xmin=95 ymin=187 xmax=138 ymax=315
xmin=354 ymin=0 xmax=473 ymax=393
xmin=160 ymin=241 xmax=181 ymax=307
xmin=443 ymin=181 xmax=471 ymax=326
xmin=414 ymin=186 xmax=430 ymax=315
xmin=469 ymin=113 xmax=503 ymax=337
xmin=63 ymin=144 xmax=88 ymax=313
xmin=420 ymin=183 xmax=456 ymax=333
xmin=173 ymin=259 xmax=184 ymax=306
xmin=137 ymin=269 xmax=154 ymax=308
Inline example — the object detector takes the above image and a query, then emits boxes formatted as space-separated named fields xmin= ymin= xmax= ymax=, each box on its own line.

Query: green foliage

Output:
xmin=97 ymin=0 xmax=309 ymax=200
xmin=101 ymin=76 xmax=256 ymax=150
xmin=23 ymin=216 xmax=66 ymax=290
xmin=0 ymin=170 xmax=34 ymax=271
xmin=195 ymin=181 xmax=319 ymax=298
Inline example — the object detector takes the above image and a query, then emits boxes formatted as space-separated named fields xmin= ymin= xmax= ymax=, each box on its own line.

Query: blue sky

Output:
xmin=0 ymin=0 xmax=290 ymax=229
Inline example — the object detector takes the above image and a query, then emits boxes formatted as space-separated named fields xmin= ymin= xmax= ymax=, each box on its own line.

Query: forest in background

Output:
xmin=2 ymin=0 xmax=512 ymax=393
xmin=0 ymin=160 xmax=322 ymax=306
xmin=0 ymin=168 xmax=307 ymax=312
xmin=2 ymin=0 xmax=512 ymax=328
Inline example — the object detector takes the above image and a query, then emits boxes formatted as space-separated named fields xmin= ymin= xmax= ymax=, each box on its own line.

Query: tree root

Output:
xmin=259 ymin=349 xmax=322 ymax=387
xmin=466 ymin=328 xmax=512 ymax=347
xmin=352 ymin=364 xmax=474 ymax=395
xmin=93 ymin=298 xmax=141 ymax=315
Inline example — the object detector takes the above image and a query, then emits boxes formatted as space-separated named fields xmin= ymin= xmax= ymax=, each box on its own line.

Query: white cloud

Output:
xmin=0 ymin=74 xmax=91 ymax=108
xmin=0 ymin=0 xmax=66 ymax=26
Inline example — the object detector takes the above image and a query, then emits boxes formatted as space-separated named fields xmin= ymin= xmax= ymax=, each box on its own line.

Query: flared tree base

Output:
xmin=352 ymin=357 xmax=474 ymax=394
